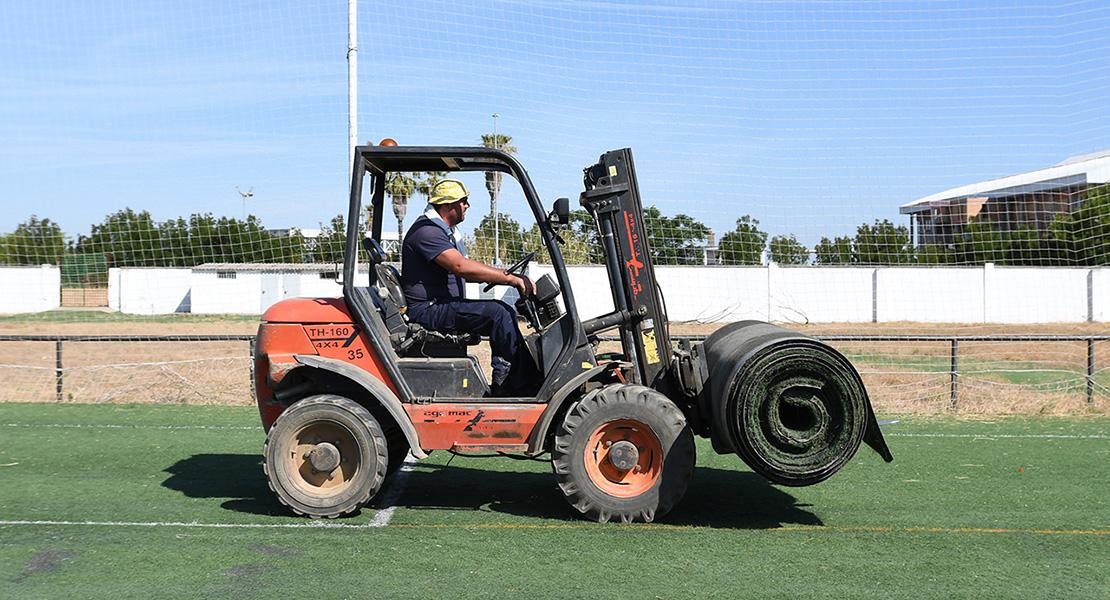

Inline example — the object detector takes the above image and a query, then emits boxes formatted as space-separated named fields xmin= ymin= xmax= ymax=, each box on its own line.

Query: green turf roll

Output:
xmin=700 ymin=320 xmax=888 ymax=486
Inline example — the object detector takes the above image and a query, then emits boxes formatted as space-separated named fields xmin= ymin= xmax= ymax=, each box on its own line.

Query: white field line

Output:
xmin=0 ymin=519 xmax=383 ymax=529
xmin=368 ymin=453 xmax=418 ymax=527
xmin=2 ymin=423 xmax=257 ymax=430
xmin=885 ymin=433 xmax=1109 ymax=439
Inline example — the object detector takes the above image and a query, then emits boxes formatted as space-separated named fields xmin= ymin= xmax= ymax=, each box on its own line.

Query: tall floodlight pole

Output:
xmin=492 ymin=113 xmax=500 ymax=265
xmin=347 ymin=0 xmax=358 ymax=182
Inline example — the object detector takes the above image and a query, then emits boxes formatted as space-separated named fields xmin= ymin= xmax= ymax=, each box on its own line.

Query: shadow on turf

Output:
xmin=393 ymin=461 xmax=822 ymax=529
xmin=162 ymin=454 xmax=286 ymax=517
xmin=668 ymin=466 xmax=824 ymax=529
xmin=162 ymin=454 xmax=821 ymax=528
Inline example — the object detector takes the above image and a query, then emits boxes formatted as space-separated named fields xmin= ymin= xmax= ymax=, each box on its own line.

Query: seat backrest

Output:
xmin=368 ymin=265 xmax=408 ymax=340
xmin=374 ymin=264 xmax=408 ymax=316
xmin=369 ymin=260 xmax=479 ymax=357
xmin=362 ymin=237 xmax=386 ymax=265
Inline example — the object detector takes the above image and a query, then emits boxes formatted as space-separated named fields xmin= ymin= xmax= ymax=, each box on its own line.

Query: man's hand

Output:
xmin=510 ymin=274 xmax=535 ymax=297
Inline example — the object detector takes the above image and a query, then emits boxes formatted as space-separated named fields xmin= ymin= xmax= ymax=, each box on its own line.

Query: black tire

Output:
xmin=263 ymin=394 xmax=388 ymax=518
xmin=552 ymin=384 xmax=695 ymax=523
xmin=383 ymin=426 xmax=409 ymax=477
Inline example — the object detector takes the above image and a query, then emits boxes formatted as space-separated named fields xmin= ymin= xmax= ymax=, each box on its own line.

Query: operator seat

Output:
xmin=362 ymin=238 xmax=478 ymax=357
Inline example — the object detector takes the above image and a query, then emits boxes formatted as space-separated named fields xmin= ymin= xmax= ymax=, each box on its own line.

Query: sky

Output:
xmin=2 ymin=0 xmax=1109 ymax=249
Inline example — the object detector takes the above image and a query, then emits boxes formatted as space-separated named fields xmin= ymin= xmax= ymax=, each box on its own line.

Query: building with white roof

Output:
xmin=900 ymin=150 xmax=1110 ymax=247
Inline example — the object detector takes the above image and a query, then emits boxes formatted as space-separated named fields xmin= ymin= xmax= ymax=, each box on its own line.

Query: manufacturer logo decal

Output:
xmin=623 ymin=211 xmax=644 ymax=299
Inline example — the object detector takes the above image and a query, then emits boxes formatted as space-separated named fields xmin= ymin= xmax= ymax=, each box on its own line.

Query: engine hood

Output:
xmin=261 ymin=297 xmax=353 ymax=324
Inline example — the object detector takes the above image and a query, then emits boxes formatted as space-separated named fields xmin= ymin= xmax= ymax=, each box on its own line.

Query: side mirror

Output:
xmin=552 ymin=197 xmax=570 ymax=225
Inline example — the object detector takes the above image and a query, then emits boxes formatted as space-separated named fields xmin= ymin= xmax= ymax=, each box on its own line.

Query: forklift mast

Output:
xmin=580 ymin=148 xmax=675 ymax=392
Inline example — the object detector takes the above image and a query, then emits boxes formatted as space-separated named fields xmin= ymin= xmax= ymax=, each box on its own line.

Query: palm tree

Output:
xmin=416 ymin=171 xmax=448 ymax=205
xmin=481 ymin=134 xmax=516 ymax=265
xmin=480 ymin=134 xmax=516 ymax=219
xmin=386 ymin=173 xmax=416 ymax=245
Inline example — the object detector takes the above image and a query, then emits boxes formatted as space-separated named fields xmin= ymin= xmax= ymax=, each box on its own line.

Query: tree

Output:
xmin=853 ymin=219 xmax=913 ymax=265
xmin=718 ymin=215 xmax=767 ymax=265
xmin=466 ymin=212 xmax=525 ymax=264
xmin=386 ymin=173 xmax=417 ymax=244
xmin=1060 ymin=183 xmax=1110 ymax=265
xmin=814 ymin=235 xmax=853 ymax=265
xmin=74 ymin=209 xmax=306 ymax=267
xmin=263 ymin=227 xmax=307 ymax=264
xmin=77 ymin=208 xmax=162 ymax=267
xmin=643 ymin=206 xmax=711 ymax=265
xmin=560 ymin=209 xmax=604 ymax=264
xmin=768 ymin=234 xmax=809 ymax=265
xmin=481 ymin=134 xmax=516 ymax=219
xmin=315 ymin=215 xmax=353 ymax=264
xmin=156 ymin=217 xmax=192 ymax=267
xmin=950 ymin=220 xmax=1001 ymax=265
xmin=481 ymin=134 xmax=517 ymax=265
xmin=1 ymin=216 xmax=67 ymax=266
xmin=561 ymin=209 xmax=604 ymax=265
xmin=916 ymin=243 xmax=953 ymax=265
xmin=415 ymin=172 xmax=448 ymax=206
xmin=164 ymin=213 xmax=273 ymax=265
xmin=522 ymin=222 xmax=596 ymax=265
xmin=1003 ymin=223 xmax=1069 ymax=266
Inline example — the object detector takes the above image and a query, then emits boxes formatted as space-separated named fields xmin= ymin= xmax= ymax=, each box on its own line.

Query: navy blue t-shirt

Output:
xmin=400 ymin=215 xmax=465 ymax=304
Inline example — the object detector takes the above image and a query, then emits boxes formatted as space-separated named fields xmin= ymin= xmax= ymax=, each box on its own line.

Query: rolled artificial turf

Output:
xmin=700 ymin=320 xmax=890 ymax=486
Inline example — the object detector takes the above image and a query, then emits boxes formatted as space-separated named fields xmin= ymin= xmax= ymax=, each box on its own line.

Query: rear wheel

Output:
xmin=264 ymin=394 xmax=388 ymax=518
xmin=552 ymin=384 xmax=695 ymax=523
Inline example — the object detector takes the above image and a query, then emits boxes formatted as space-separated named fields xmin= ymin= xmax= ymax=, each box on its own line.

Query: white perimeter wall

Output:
xmin=1094 ymin=269 xmax=1110 ymax=322
xmin=109 ymin=268 xmax=192 ymax=315
xmin=189 ymin=270 xmax=346 ymax=315
xmin=0 ymin=266 xmax=60 ymax=313
xmin=7 ymin=264 xmax=1110 ymax=323
xmin=542 ymin=264 xmax=1107 ymax=324
xmin=984 ymin=265 xmax=1090 ymax=323
xmin=877 ymin=267 xmax=985 ymax=323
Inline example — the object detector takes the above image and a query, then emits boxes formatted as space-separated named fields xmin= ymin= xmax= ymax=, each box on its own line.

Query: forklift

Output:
xmin=253 ymin=143 xmax=891 ymax=523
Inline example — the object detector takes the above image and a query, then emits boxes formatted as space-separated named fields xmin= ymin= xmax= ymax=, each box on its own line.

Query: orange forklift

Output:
xmin=253 ymin=144 xmax=891 ymax=523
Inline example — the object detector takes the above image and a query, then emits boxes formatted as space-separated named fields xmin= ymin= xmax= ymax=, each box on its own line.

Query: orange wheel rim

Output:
xmin=583 ymin=419 xmax=663 ymax=498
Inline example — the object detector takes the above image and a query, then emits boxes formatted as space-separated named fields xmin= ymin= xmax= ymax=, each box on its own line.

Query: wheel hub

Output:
xmin=306 ymin=442 xmax=341 ymax=473
xmin=607 ymin=440 xmax=640 ymax=471
xmin=582 ymin=417 xmax=665 ymax=499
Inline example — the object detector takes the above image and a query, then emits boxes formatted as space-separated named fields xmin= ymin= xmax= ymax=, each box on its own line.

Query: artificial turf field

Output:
xmin=0 ymin=403 xmax=1105 ymax=599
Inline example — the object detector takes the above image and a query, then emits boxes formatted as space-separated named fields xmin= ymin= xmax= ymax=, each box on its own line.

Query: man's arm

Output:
xmin=434 ymin=248 xmax=535 ymax=296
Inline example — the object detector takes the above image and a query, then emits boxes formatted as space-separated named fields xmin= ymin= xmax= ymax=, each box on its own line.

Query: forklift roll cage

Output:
xmin=345 ymin=145 xmax=608 ymax=407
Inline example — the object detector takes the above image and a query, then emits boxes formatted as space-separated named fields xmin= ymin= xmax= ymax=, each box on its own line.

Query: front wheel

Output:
xmin=263 ymin=394 xmax=389 ymax=518
xmin=552 ymin=384 xmax=695 ymax=523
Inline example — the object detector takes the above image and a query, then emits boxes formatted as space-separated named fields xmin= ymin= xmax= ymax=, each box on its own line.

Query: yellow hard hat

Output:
xmin=429 ymin=179 xmax=469 ymax=205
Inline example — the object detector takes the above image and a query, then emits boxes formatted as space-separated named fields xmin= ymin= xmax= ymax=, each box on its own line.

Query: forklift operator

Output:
xmin=400 ymin=178 xmax=540 ymax=395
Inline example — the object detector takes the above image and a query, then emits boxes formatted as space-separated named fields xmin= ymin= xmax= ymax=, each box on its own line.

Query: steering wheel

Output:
xmin=483 ymin=251 xmax=536 ymax=292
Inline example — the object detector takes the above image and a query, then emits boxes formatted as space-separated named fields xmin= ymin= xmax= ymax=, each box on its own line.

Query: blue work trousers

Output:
xmin=407 ymin=298 xmax=537 ymax=391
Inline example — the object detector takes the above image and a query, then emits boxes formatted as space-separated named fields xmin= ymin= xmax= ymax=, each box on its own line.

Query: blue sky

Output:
xmin=2 ymin=1 xmax=1108 ymax=249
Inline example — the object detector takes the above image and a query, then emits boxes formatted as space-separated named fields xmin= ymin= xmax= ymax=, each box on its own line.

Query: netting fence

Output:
xmin=1 ymin=1 xmax=1109 ymax=411
xmin=1 ymin=333 xmax=1105 ymax=415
